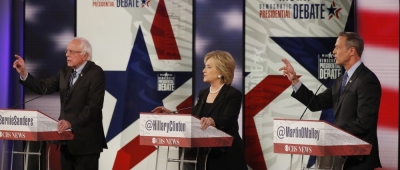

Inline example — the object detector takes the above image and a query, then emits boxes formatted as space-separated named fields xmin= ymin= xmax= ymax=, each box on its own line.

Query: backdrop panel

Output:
xmin=77 ymin=0 xmax=193 ymax=169
xmin=245 ymin=0 xmax=355 ymax=169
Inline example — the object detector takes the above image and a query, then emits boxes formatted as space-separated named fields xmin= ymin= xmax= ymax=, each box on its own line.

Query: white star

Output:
xmin=328 ymin=52 xmax=333 ymax=58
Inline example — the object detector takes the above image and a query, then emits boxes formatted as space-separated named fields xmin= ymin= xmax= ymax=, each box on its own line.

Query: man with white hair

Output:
xmin=13 ymin=37 xmax=107 ymax=170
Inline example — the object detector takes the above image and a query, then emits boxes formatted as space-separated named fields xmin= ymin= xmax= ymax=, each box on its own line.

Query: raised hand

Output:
xmin=13 ymin=54 xmax=28 ymax=78
xmin=279 ymin=58 xmax=299 ymax=85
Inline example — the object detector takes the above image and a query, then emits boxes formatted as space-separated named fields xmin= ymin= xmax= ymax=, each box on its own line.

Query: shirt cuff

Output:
xmin=20 ymin=73 xmax=28 ymax=81
xmin=292 ymin=81 xmax=302 ymax=92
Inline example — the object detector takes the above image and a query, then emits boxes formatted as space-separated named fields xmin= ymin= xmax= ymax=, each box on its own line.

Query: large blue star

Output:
xmin=104 ymin=26 xmax=192 ymax=142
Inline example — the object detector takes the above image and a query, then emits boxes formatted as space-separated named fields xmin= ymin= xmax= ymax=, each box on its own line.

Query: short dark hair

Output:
xmin=339 ymin=32 xmax=364 ymax=57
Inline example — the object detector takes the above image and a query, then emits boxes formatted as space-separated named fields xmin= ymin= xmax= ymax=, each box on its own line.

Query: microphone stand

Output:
xmin=0 ymin=84 xmax=47 ymax=170
xmin=296 ymin=79 xmax=327 ymax=170
xmin=170 ymin=106 xmax=194 ymax=114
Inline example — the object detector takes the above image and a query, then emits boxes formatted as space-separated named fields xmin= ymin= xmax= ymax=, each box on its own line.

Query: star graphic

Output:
xmin=141 ymin=0 xmax=150 ymax=8
xmin=104 ymin=26 xmax=191 ymax=142
xmin=244 ymin=75 xmax=293 ymax=170
xmin=327 ymin=1 xmax=342 ymax=20
xmin=271 ymin=37 xmax=337 ymax=85
xmin=328 ymin=52 xmax=333 ymax=58
xmin=327 ymin=4 xmax=336 ymax=16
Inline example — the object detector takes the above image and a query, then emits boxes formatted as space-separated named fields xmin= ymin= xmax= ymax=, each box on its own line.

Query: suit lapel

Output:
xmin=194 ymin=90 xmax=207 ymax=118
xmin=68 ymin=61 xmax=92 ymax=97
xmin=207 ymin=85 xmax=228 ymax=116
xmin=335 ymin=63 xmax=365 ymax=115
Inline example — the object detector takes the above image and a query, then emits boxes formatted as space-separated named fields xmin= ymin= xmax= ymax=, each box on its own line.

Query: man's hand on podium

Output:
xmin=58 ymin=120 xmax=71 ymax=133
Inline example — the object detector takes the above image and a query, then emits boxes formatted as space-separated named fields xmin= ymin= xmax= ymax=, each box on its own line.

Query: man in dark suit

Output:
xmin=13 ymin=37 xmax=107 ymax=170
xmin=279 ymin=32 xmax=382 ymax=170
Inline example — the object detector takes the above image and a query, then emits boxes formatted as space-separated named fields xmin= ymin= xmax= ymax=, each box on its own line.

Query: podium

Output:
xmin=139 ymin=113 xmax=233 ymax=170
xmin=273 ymin=119 xmax=372 ymax=170
xmin=0 ymin=109 xmax=74 ymax=170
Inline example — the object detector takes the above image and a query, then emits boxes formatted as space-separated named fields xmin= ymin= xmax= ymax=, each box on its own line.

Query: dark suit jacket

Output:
xmin=292 ymin=63 xmax=381 ymax=169
xmin=190 ymin=85 xmax=248 ymax=170
xmin=21 ymin=61 xmax=108 ymax=155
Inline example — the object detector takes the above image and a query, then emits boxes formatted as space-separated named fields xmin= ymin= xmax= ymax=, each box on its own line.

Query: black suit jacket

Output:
xmin=292 ymin=63 xmax=382 ymax=169
xmin=191 ymin=85 xmax=248 ymax=170
xmin=21 ymin=61 xmax=108 ymax=155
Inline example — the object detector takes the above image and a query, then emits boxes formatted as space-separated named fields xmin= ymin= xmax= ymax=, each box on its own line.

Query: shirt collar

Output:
xmin=346 ymin=60 xmax=362 ymax=78
xmin=74 ymin=61 xmax=87 ymax=74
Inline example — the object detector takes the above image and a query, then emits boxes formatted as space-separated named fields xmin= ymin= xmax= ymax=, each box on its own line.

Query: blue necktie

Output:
xmin=340 ymin=72 xmax=348 ymax=96
xmin=66 ymin=71 xmax=77 ymax=100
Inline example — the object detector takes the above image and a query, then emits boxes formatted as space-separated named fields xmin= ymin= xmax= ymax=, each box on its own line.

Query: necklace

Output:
xmin=210 ymin=84 xmax=225 ymax=94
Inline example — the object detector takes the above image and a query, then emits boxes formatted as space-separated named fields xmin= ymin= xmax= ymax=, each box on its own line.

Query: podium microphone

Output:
xmin=9 ymin=85 xmax=48 ymax=109
xmin=170 ymin=106 xmax=194 ymax=114
xmin=299 ymin=77 xmax=330 ymax=120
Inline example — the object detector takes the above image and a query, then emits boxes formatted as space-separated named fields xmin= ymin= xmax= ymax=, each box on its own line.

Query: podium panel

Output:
xmin=273 ymin=119 xmax=372 ymax=156
xmin=0 ymin=109 xmax=73 ymax=141
xmin=273 ymin=119 xmax=373 ymax=170
xmin=0 ymin=109 xmax=74 ymax=170
xmin=139 ymin=113 xmax=234 ymax=170
xmin=139 ymin=113 xmax=233 ymax=147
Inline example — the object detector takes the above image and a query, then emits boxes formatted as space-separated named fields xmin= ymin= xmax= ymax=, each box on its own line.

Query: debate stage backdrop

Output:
xmin=245 ymin=0 xmax=354 ymax=169
xmin=244 ymin=0 xmax=398 ymax=170
xmin=77 ymin=1 xmax=194 ymax=169
xmin=0 ymin=0 xmax=396 ymax=170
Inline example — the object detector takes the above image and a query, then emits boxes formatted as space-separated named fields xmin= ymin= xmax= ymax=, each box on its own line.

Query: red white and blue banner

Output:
xmin=245 ymin=0 xmax=398 ymax=169
xmin=77 ymin=0 xmax=193 ymax=169
xmin=357 ymin=0 xmax=399 ymax=169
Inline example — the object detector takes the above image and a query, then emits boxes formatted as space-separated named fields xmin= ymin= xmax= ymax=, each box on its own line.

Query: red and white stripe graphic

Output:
xmin=358 ymin=0 xmax=399 ymax=169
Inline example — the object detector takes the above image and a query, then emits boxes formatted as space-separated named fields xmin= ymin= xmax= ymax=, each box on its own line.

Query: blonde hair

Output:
xmin=204 ymin=50 xmax=236 ymax=85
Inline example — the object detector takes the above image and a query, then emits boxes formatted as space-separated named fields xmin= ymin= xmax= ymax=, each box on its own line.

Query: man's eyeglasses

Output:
xmin=65 ymin=50 xmax=84 ymax=54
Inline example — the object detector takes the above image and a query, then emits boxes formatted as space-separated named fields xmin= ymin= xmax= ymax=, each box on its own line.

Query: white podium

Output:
xmin=0 ymin=109 xmax=74 ymax=170
xmin=139 ymin=113 xmax=233 ymax=170
xmin=273 ymin=118 xmax=372 ymax=170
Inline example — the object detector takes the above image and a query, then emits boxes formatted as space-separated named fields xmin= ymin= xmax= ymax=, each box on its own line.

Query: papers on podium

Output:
xmin=140 ymin=113 xmax=233 ymax=147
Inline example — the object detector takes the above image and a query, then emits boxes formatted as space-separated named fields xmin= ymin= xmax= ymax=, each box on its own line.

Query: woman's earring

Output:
xmin=218 ymin=75 xmax=221 ymax=79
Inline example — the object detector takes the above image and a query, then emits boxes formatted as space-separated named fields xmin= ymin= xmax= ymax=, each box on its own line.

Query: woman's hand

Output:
xmin=151 ymin=106 xmax=172 ymax=114
xmin=200 ymin=117 xmax=215 ymax=130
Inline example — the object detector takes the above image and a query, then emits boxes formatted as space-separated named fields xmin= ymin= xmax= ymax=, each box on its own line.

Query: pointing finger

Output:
xmin=14 ymin=54 xmax=22 ymax=60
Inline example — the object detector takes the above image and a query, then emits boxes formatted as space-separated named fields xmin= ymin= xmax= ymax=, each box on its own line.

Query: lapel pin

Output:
xmin=80 ymin=73 xmax=83 ymax=77
xmin=349 ymin=80 xmax=352 ymax=83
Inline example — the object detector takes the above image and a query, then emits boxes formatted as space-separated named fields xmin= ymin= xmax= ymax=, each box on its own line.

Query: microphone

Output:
xmin=170 ymin=106 xmax=194 ymax=114
xmin=299 ymin=78 xmax=330 ymax=120
xmin=9 ymin=84 xmax=48 ymax=109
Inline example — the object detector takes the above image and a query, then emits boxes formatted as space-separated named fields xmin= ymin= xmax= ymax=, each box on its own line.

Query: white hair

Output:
xmin=73 ymin=37 xmax=92 ymax=60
